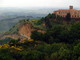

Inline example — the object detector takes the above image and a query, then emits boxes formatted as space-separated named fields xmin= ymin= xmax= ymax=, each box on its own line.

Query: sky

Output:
xmin=0 ymin=0 xmax=79 ymax=8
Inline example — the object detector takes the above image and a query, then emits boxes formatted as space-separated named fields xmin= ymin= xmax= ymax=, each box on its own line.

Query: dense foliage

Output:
xmin=0 ymin=38 xmax=16 ymax=45
xmin=0 ymin=13 xmax=80 ymax=60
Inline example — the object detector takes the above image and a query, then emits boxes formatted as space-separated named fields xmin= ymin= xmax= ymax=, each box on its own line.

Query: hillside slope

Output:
xmin=0 ymin=20 xmax=45 ymax=40
xmin=19 ymin=23 xmax=45 ymax=39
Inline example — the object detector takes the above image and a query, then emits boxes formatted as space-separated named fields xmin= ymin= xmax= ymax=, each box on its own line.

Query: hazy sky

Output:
xmin=0 ymin=0 xmax=79 ymax=8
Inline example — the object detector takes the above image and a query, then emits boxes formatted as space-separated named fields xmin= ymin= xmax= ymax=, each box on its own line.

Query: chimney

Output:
xmin=69 ymin=6 xmax=73 ymax=9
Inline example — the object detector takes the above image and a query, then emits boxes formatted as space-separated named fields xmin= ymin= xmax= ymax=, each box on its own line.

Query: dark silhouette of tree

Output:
xmin=44 ymin=17 xmax=52 ymax=29
xmin=66 ymin=13 xmax=71 ymax=21
xmin=31 ymin=31 xmax=44 ymax=41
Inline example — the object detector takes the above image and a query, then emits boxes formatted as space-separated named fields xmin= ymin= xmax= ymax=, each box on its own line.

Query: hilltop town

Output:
xmin=54 ymin=6 xmax=80 ymax=19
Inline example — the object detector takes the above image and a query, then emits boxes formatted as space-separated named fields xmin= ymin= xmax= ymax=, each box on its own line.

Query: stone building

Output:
xmin=54 ymin=6 xmax=80 ymax=18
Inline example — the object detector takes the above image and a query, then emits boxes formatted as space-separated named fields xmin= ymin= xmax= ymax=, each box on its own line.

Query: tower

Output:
xmin=69 ymin=6 xmax=73 ymax=9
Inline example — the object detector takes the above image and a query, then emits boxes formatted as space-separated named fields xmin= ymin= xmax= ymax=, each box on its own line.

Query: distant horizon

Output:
xmin=0 ymin=6 xmax=79 ymax=15
xmin=0 ymin=6 xmax=79 ymax=9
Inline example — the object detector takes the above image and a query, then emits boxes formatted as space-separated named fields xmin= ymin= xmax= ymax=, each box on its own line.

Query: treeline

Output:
xmin=31 ymin=22 xmax=80 ymax=44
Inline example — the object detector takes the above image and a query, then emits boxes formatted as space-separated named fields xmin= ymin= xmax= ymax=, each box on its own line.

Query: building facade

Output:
xmin=54 ymin=6 xmax=80 ymax=18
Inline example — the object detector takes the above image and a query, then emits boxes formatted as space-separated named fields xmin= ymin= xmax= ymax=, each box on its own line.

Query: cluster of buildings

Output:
xmin=54 ymin=6 xmax=80 ymax=19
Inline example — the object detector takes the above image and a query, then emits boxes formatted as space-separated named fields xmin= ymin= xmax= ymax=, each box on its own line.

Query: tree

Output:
xmin=73 ymin=43 xmax=80 ymax=56
xmin=44 ymin=17 xmax=52 ymax=29
xmin=0 ymin=48 xmax=15 ymax=60
xmin=21 ymin=50 xmax=44 ymax=60
xmin=66 ymin=13 xmax=71 ymax=22
xmin=70 ymin=22 xmax=80 ymax=40
xmin=50 ymin=52 xmax=59 ymax=60
xmin=31 ymin=31 xmax=44 ymax=41
xmin=8 ymin=39 xmax=18 ymax=47
xmin=78 ymin=57 xmax=80 ymax=60
xmin=44 ymin=25 xmax=66 ymax=43
xmin=58 ymin=47 xmax=71 ymax=60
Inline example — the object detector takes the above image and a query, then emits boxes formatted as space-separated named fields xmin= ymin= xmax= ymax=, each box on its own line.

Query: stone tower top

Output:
xmin=69 ymin=6 xmax=73 ymax=9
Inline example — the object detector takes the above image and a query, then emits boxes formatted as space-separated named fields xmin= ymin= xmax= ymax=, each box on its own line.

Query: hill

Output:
xmin=0 ymin=19 xmax=45 ymax=40
xmin=0 ymin=16 xmax=43 ymax=32
xmin=0 ymin=13 xmax=80 ymax=60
